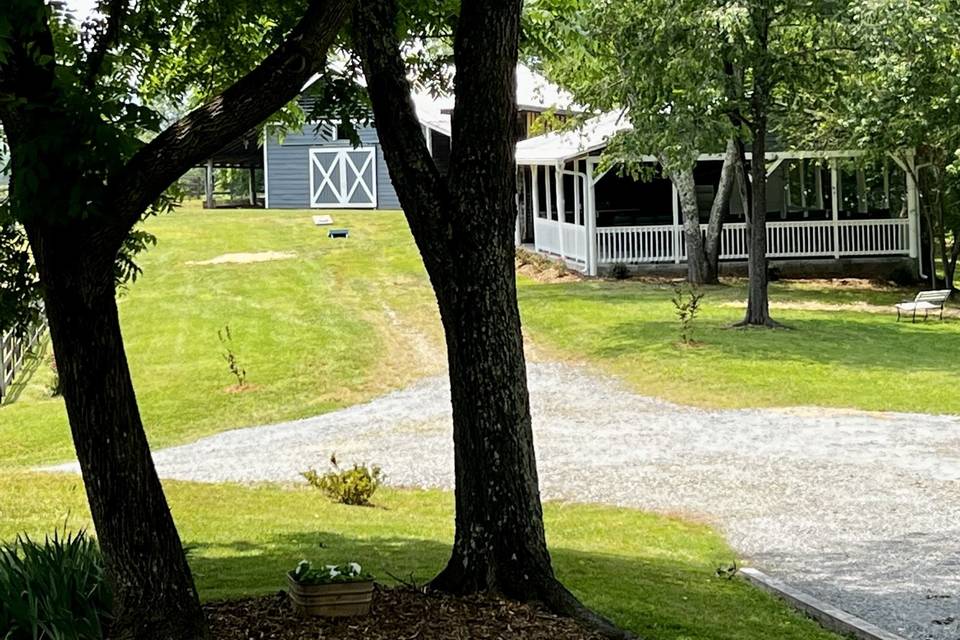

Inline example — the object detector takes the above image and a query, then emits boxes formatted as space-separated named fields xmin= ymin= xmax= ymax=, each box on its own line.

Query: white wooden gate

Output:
xmin=309 ymin=148 xmax=378 ymax=209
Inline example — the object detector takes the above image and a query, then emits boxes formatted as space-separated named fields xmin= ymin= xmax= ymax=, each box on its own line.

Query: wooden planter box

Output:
xmin=287 ymin=574 xmax=374 ymax=617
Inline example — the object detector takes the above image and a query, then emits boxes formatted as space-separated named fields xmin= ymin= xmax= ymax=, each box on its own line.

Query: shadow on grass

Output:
xmin=187 ymin=532 xmax=834 ymax=640
xmin=0 ymin=338 xmax=51 ymax=406
xmin=519 ymin=282 xmax=960 ymax=374
xmin=591 ymin=316 xmax=960 ymax=374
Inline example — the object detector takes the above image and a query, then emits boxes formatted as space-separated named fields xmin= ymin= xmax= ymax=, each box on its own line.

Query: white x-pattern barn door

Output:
xmin=309 ymin=147 xmax=378 ymax=209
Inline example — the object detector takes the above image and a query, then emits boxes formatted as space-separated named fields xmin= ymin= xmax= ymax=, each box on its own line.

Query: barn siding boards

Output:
xmin=264 ymin=123 xmax=400 ymax=210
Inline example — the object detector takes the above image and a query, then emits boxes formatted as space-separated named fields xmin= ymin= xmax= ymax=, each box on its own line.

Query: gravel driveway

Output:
xmin=50 ymin=362 xmax=960 ymax=639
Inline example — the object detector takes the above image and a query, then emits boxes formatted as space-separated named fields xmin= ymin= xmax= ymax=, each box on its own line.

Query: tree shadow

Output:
xmin=593 ymin=316 xmax=960 ymax=374
xmin=186 ymin=531 xmax=834 ymax=640
xmin=1 ymin=338 xmax=51 ymax=405
xmin=518 ymin=279 xmax=960 ymax=375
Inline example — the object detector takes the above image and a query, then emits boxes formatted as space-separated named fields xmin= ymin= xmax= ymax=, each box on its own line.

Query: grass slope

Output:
xmin=3 ymin=207 xmax=958 ymax=471
xmin=1 ymin=472 xmax=837 ymax=640
xmin=0 ymin=208 xmax=441 ymax=468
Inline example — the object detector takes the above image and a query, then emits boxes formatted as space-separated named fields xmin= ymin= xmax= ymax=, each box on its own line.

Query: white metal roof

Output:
xmin=303 ymin=65 xmax=575 ymax=140
xmin=515 ymin=112 xmax=632 ymax=165
xmin=411 ymin=91 xmax=453 ymax=137
xmin=515 ymin=66 xmax=579 ymax=114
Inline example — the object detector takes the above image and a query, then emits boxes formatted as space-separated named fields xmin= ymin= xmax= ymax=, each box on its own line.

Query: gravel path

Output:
xmin=50 ymin=362 xmax=960 ymax=639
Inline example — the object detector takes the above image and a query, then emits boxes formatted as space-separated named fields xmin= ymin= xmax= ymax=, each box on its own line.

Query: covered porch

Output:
xmin=515 ymin=117 xmax=921 ymax=276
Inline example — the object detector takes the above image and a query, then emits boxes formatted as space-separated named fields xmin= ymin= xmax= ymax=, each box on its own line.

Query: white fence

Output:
xmin=596 ymin=219 xmax=909 ymax=265
xmin=597 ymin=225 xmax=676 ymax=264
xmin=534 ymin=218 xmax=587 ymax=263
xmin=0 ymin=320 xmax=45 ymax=402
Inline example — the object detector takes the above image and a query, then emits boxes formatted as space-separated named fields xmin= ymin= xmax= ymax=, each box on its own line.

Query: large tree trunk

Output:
xmin=736 ymin=4 xmax=776 ymax=328
xmin=665 ymin=164 xmax=708 ymax=284
xmin=352 ymin=1 xmax=633 ymax=637
xmin=703 ymin=140 xmax=737 ymax=283
xmin=26 ymin=225 xmax=205 ymax=640
xmin=739 ymin=125 xmax=775 ymax=326
xmin=1 ymin=3 xmax=351 ymax=636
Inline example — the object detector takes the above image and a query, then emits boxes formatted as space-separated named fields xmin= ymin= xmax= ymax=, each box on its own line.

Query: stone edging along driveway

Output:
xmin=49 ymin=362 xmax=960 ymax=640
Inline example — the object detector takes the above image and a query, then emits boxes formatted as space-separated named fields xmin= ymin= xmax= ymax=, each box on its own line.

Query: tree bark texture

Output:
xmin=26 ymin=225 xmax=206 ymax=640
xmin=740 ymin=127 xmax=774 ymax=325
xmin=1 ymin=1 xmax=353 ymax=637
xmin=737 ymin=4 xmax=776 ymax=327
xmin=663 ymin=142 xmax=735 ymax=285
xmin=703 ymin=140 xmax=738 ymax=283
xmin=665 ymin=164 xmax=708 ymax=284
xmin=353 ymin=1 xmax=634 ymax=637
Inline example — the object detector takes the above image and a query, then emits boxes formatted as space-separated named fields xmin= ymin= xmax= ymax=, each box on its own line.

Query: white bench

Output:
xmin=895 ymin=289 xmax=952 ymax=322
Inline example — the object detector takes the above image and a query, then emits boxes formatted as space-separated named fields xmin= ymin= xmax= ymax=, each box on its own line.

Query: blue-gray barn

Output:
xmin=199 ymin=67 xmax=572 ymax=211
xmin=263 ymin=120 xmax=450 ymax=210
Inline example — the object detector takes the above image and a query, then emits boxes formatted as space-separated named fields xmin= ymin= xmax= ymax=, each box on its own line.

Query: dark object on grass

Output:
xmin=328 ymin=229 xmax=349 ymax=238
xmin=204 ymin=586 xmax=606 ymax=640
xmin=609 ymin=262 xmax=630 ymax=280
xmin=886 ymin=264 xmax=918 ymax=287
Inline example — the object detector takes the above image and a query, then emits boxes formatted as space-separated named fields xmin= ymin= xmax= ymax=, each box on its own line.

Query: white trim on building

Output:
xmin=516 ymin=115 xmax=921 ymax=276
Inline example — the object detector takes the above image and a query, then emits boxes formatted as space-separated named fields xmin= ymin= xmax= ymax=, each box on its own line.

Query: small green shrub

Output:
xmin=289 ymin=560 xmax=373 ymax=585
xmin=302 ymin=454 xmax=384 ymax=506
xmin=672 ymin=282 xmax=705 ymax=345
xmin=886 ymin=264 xmax=918 ymax=287
xmin=610 ymin=262 xmax=631 ymax=280
xmin=217 ymin=325 xmax=247 ymax=387
xmin=0 ymin=530 xmax=111 ymax=640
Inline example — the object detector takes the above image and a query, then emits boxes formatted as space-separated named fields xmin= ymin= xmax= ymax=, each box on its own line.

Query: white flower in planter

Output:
xmin=347 ymin=562 xmax=362 ymax=576
xmin=294 ymin=560 xmax=311 ymax=580
xmin=326 ymin=565 xmax=341 ymax=578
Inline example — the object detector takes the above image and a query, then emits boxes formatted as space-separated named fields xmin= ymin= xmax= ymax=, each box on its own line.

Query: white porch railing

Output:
xmin=597 ymin=225 xmax=676 ymax=264
xmin=597 ymin=218 xmax=909 ymax=265
xmin=534 ymin=218 xmax=587 ymax=263
xmin=533 ymin=217 xmax=560 ymax=255
xmin=838 ymin=219 xmax=910 ymax=256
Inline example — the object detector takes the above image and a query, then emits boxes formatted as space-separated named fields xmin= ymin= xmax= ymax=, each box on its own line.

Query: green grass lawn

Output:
xmin=8 ymin=205 xmax=951 ymax=638
xmin=518 ymin=277 xmax=960 ymax=413
xmin=0 ymin=207 xmax=442 ymax=468
xmin=1 ymin=472 xmax=836 ymax=640
xmin=3 ymin=206 xmax=958 ymax=469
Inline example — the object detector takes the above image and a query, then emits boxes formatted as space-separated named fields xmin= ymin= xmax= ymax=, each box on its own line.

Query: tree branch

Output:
xmin=0 ymin=0 xmax=56 ymax=113
xmin=84 ymin=0 xmax=128 ymax=88
xmin=105 ymin=0 xmax=354 ymax=246
xmin=352 ymin=0 xmax=454 ymax=280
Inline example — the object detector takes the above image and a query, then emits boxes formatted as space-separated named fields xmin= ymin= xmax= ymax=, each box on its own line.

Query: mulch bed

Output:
xmin=204 ymin=586 xmax=606 ymax=639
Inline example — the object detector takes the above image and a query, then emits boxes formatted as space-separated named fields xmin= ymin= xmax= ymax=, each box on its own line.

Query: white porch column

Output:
xmin=906 ymin=155 xmax=920 ymax=259
xmin=514 ymin=172 xmax=521 ymax=247
xmin=531 ymin=165 xmax=540 ymax=251
xmin=553 ymin=165 xmax=564 ymax=259
xmin=671 ymin=182 xmax=680 ymax=264
xmin=573 ymin=160 xmax=582 ymax=225
xmin=205 ymin=159 xmax=214 ymax=209
xmin=830 ymin=159 xmax=841 ymax=258
xmin=586 ymin=160 xmax=598 ymax=276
